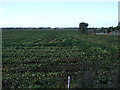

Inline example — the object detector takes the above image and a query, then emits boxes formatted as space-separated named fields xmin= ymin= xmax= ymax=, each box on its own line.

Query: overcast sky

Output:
xmin=0 ymin=0 xmax=119 ymax=28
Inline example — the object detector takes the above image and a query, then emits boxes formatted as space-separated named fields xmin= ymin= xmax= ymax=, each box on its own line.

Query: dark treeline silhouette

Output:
xmin=1 ymin=26 xmax=119 ymax=34
xmin=1 ymin=27 xmax=80 ymax=30
xmin=2 ymin=27 xmax=51 ymax=30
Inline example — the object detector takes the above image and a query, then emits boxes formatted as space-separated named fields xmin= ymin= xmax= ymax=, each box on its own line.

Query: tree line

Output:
xmin=1 ymin=22 xmax=120 ymax=34
xmin=79 ymin=22 xmax=120 ymax=34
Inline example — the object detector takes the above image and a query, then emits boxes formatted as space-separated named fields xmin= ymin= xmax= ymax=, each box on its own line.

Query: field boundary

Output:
xmin=0 ymin=28 xmax=2 ymax=90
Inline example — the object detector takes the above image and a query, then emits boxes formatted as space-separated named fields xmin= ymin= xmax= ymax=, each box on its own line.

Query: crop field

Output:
xmin=2 ymin=29 xmax=119 ymax=88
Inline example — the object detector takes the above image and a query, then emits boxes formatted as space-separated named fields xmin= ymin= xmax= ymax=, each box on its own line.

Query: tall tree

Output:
xmin=79 ymin=22 xmax=89 ymax=33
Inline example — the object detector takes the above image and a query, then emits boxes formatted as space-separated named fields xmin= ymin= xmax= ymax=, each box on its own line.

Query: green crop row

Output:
xmin=2 ymin=29 xmax=119 ymax=88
